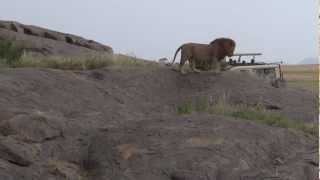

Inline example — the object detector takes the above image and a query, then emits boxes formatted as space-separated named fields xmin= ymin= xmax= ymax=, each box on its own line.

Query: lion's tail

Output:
xmin=171 ymin=45 xmax=183 ymax=65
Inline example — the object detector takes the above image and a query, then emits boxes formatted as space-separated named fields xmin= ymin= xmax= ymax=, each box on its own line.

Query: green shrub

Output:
xmin=195 ymin=97 xmax=209 ymax=112
xmin=0 ymin=40 xmax=23 ymax=66
xmin=177 ymin=96 xmax=209 ymax=114
xmin=177 ymin=99 xmax=193 ymax=114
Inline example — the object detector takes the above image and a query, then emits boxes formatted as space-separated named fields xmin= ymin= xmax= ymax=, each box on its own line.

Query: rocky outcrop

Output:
xmin=0 ymin=67 xmax=317 ymax=179
xmin=0 ymin=113 xmax=63 ymax=143
xmin=0 ymin=20 xmax=113 ymax=56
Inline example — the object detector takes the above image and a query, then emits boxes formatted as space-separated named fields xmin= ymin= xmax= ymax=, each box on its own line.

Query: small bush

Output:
xmin=177 ymin=99 xmax=193 ymax=114
xmin=209 ymin=94 xmax=234 ymax=115
xmin=0 ymin=40 xmax=24 ymax=66
xmin=177 ymin=96 xmax=210 ymax=114
xmin=195 ymin=97 xmax=209 ymax=112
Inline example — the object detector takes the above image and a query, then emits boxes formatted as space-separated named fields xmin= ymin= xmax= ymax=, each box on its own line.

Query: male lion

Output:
xmin=171 ymin=38 xmax=236 ymax=74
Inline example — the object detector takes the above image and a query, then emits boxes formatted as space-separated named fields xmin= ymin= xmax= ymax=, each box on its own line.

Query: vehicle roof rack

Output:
xmin=232 ymin=53 xmax=262 ymax=56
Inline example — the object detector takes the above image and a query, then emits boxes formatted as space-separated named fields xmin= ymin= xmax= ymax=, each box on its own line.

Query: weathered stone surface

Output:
xmin=37 ymin=160 xmax=81 ymax=180
xmin=0 ymin=67 xmax=317 ymax=179
xmin=0 ymin=136 xmax=39 ymax=166
xmin=0 ymin=112 xmax=63 ymax=143
xmin=0 ymin=20 xmax=113 ymax=56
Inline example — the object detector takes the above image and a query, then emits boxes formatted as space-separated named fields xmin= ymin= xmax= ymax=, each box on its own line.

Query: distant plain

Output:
xmin=282 ymin=64 xmax=319 ymax=93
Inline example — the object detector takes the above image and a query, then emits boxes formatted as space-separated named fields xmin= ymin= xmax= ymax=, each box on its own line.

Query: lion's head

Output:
xmin=209 ymin=38 xmax=236 ymax=58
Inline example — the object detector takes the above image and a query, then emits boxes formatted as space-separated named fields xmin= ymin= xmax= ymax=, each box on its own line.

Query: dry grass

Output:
xmin=177 ymin=95 xmax=318 ymax=137
xmin=282 ymin=64 xmax=319 ymax=93
xmin=5 ymin=53 xmax=157 ymax=70
xmin=0 ymin=40 xmax=158 ymax=70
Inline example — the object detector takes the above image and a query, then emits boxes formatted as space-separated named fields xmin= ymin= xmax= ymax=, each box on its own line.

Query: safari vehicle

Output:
xmin=227 ymin=53 xmax=286 ymax=87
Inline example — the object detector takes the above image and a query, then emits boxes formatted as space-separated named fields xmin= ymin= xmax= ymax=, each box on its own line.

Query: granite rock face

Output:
xmin=0 ymin=67 xmax=317 ymax=180
xmin=0 ymin=20 xmax=113 ymax=56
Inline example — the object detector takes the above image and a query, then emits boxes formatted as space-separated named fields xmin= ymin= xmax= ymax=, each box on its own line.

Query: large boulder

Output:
xmin=0 ymin=113 xmax=64 ymax=143
xmin=0 ymin=20 xmax=113 ymax=56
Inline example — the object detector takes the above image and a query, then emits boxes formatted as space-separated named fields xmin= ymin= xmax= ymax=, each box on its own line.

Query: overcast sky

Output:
xmin=1 ymin=0 xmax=318 ymax=63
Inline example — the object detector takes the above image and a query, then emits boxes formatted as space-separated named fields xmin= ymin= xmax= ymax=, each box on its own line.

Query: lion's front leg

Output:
xmin=210 ymin=57 xmax=221 ymax=73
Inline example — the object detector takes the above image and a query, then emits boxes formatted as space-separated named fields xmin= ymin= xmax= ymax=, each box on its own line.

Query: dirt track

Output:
xmin=0 ymin=66 xmax=318 ymax=179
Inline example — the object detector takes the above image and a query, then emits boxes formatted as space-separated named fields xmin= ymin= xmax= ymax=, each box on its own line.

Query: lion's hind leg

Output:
xmin=190 ymin=59 xmax=201 ymax=73
xmin=179 ymin=52 xmax=188 ymax=74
